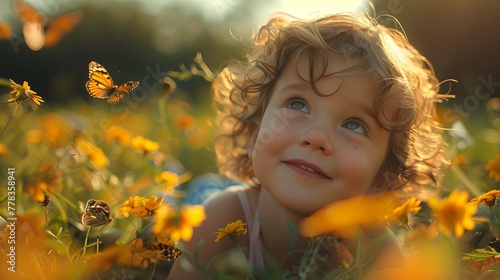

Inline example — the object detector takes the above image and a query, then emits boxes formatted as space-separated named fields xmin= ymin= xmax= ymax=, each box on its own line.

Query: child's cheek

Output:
xmin=253 ymin=108 xmax=299 ymax=151
xmin=337 ymin=149 xmax=376 ymax=192
xmin=253 ymin=128 xmax=289 ymax=153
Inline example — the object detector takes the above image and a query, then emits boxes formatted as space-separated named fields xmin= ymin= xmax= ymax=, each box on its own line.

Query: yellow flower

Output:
xmin=152 ymin=205 xmax=206 ymax=242
xmin=85 ymin=245 xmax=130 ymax=273
xmin=174 ymin=113 xmax=195 ymax=131
xmin=404 ymin=222 xmax=440 ymax=247
xmin=385 ymin=197 xmax=422 ymax=225
xmin=40 ymin=113 xmax=72 ymax=147
xmin=300 ymin=193 xmax=399 ymax=238
xmin=119 ymin=196 xmax=172 ymax=218
xmin=0 ymin=212 xmax=46 ymax=248
xmin=75 ymin=137 xmax=109 ymax=168
xmin=215 ymin=219 xmax=248 ymax=242
xmin=123 ymin=239 xmax=170 ymax=269
xmin=428 ymin=189 xmax=477 ymax=237
xmin=0 ymin=212 xmax=83 ymax=279
xmin=485 ymin=154 xmax=500 ymax=181
xmin=470 ymin=189 xmax=500 ymax=208
xmin=185 ymin=116 xmax=214 ymax=150
xmin=24 ymin=163 xmax=62 ymax=203
xmin=131 ymin=135 xmax=159 ymax=153
xmin=118 ymin=196 xmax=146 ymax=217
xmin=27 ymin=182 xmax=47 ymax=203
xmin=114 ymin=238 xmax=182 ymax=268
xmin=132 ymin=249 xmax=166 ymax=268
xmin=0 ymin=143 xmax=10 ymax=157
xmin=8 ymin=79 xmax=43 ymax=105
xmin=452 ymin=154 xmax=468 ymax=167
xmin=129 ymin=195 xmax=165 ymax=218
xmin=155 ymin=234 xmax=177 ymax=247
xmin=155 ymin=171 xmax=180 ymax=194
xmin=368 ymin=239 xmax=457 ymax=280
xmin=104 ymin=125 xmax=132 ymax=146
xmin=26 ymin=129 xmax=43 ymax=144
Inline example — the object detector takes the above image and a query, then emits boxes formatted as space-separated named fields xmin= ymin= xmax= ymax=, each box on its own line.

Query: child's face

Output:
xmin=249 ymin=54 xmax=394 ymax=215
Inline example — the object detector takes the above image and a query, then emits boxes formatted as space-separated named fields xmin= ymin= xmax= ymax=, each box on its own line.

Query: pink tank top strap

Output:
xmin=235 ymin=190 xmax=265 ymax=269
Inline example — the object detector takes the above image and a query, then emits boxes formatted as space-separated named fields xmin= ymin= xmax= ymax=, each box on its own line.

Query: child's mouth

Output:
xmin=283 ymin=160 xmax=332 ymax=179
xmin=296 ymin=163 xmax=318 ymax=173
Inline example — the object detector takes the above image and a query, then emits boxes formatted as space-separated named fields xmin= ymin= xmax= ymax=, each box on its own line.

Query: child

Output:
xmin=168 ymin=10 xmax=449 ymax=279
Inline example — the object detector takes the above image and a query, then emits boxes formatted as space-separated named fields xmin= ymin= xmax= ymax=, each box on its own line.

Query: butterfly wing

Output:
xmin=44 ymin=10 xmax=83 ymax=47
xmin=143 ymin=238 xmax=182 ymax=261
xmin=106 ymin=81 xmax=139 ymax=104
xmin=82 ymin=199 xmax=112 ymax=227
xmin=81 ymin=211 xmax=101 ymax=227
xmin=162 ymin=245 xmax=182 ymax=260
xmin=82 ymin=211 xmax=111 ymax=227
xmin=86 ymin=61 xmax=114 ymax=99
xmin=14 ymin=0 xmax=45 ymax=24
xmin=86 ymin=61 xmax=139 ymax=104
xmin=0 ymin=22 xmax=12 ymax=39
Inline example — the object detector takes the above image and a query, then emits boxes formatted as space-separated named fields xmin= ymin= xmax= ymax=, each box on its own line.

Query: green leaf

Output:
xmin=0 ymin=78 xmax=11 ymax=87
xmin=46 ymin=239 xmax=69 ymax=256
xmin=463 ymin=246 xmax=499 ymax=260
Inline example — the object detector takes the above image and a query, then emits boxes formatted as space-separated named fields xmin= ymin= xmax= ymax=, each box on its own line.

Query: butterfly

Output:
xmin=0 ymin=22 xmax=12 ymax=39
xmin=143 ymin=236 xmax=182 ymax=261
xmin=468 ymin=254 xmax=500 ymax=272
xmin=14 ymin=0 xmax=84 ymax=51
xmin=81 ymin=199 xmax=113 ymax=227
xmin=38 ymin=193 xmax=51 ymax=207
xmin=85 ymin=61 xmax=140 ymax=104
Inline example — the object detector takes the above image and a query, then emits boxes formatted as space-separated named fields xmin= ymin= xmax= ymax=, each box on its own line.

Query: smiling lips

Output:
xmin=284 ymin=160 xmax=332 ymax=179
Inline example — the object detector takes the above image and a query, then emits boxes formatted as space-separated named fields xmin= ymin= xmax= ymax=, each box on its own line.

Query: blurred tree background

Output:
xmin=0 ymin=0 xmax=499 ymax=104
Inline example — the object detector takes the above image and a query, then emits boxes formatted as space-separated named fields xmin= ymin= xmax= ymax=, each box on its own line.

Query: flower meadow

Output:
xmin=1 ymin=59 xmax=500 ymax=280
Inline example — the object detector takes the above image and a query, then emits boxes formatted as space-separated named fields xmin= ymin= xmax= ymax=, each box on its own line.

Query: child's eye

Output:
xmin=343 ymin=119 xmax=369 ymax=135
xmin=286 ymin=99 xmax=309 ymax=113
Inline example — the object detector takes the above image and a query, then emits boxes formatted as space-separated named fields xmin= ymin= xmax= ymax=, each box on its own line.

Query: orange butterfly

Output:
xmin=85 ymin=61 xmax=140 ymax=104
xmin=143 ymin=236 xmax=182 ymax=261
xmin=0 ymin=22 xmax=12 ymax=39
xmin=468 ymin=254 xmax=500 ymax=272
xmin=14 ymin=0 xmax=83 ymax=51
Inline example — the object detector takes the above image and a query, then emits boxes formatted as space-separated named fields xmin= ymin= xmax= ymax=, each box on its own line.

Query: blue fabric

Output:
xmin=183 ymin=173 xmax=246 ymax=205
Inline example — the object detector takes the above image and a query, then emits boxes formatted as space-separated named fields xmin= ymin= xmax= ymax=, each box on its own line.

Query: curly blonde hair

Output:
xmin=212 ymin=11 xmax=451 ymax=197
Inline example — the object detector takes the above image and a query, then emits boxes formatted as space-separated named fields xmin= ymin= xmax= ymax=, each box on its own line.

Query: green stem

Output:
xmin=44 ymin=206 xmax=50 ymax=230
xmin=157 ymin=94 xmax=173 ymax=154
xmin=83 ymin=226 xmax=91 ymax=257
xmin=148 ymin=264 xmax=157 ymax=280
xmin=451 ymin=165 xmax=482 ymax=197
xmin=0 ymin=210 xmax=7 ymax=221
xmin=236 ymin=242 xmax=256 ymax=280
xmin=96 ymin=235 xmax=100 ymax=254
xmin=0 ymin=102 xmax=19 ymax=139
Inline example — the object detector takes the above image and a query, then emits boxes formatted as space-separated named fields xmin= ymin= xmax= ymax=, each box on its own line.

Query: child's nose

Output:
xmin=298 ymin=128 xmax=333 ymax=155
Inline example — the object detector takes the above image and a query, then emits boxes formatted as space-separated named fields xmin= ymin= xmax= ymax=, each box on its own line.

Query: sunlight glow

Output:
xmin=278 ymin=0 xmax=366 ymax=18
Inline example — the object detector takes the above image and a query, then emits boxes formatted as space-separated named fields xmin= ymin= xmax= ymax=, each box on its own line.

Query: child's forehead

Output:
xmin=296 ymin=52 xmax=359 ymax=74
xmin=275 ymin=53 xmax=378 ymax=94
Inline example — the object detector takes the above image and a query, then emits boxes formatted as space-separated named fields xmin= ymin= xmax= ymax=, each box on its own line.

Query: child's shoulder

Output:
xmin=168 ymin=186 xmax=260 ymax=279
xmin=180 ymin=186 xmax=258 ymax=262
xmin=203 ymin=185 xmax=259 ymax=218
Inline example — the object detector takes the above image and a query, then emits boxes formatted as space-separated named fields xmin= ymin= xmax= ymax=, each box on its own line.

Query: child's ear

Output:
xmin=247 ymin=121 xmax=259 ymax=158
